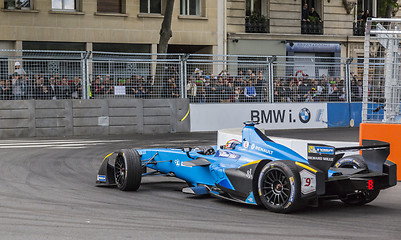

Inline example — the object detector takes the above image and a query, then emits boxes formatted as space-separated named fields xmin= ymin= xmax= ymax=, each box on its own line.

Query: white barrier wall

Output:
xmin=217 ymin=128 xmax=358 ymax=159
xmin=190 ymin=103 xmax=328 ymax=132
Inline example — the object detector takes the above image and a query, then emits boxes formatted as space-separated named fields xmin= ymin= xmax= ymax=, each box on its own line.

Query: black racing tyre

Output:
xmin=257 ymin=160 xmax=303 ymax=213
xmin=334 ymin=155 xmax=380 ymax=205
xmin=114 ymin=149 xmax=142 ymax=191
xmin=333 ymin=154 xmax=367 ymax=169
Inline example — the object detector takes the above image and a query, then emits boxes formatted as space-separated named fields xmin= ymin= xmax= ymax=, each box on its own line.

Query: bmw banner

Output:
xmin=190 ymin=103 xmax=328 ymax=132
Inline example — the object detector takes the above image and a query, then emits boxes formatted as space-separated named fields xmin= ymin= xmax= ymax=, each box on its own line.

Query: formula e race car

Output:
xmin=96 ymin=122 xmax=397 ymax=213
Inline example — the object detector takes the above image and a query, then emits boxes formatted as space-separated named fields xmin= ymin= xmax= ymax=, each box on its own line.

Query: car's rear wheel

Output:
xmin=257 ymin=161 xmax=303 ymax=213
xmin=334 ymin=154 xmax=367 ymax=169
xmin=114 ymin=149 xmax=142 ymax=191
xmin=334 ymin=155 xmax=380 ymax=205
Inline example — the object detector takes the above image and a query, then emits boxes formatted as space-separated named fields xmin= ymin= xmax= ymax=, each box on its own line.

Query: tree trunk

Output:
xmin=385 ymin=0 xmax=398 ymax=18
xmin=158 ymin=0 xmax=175 ymax=55
xmin=154 ymin=0 xmax=175 ymax=98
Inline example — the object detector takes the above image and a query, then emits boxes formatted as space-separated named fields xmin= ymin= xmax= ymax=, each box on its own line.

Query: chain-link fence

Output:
xmin=0 ymin=50 xmax=86 ymax=100
xmin=0 ymin=50 xmax=364 ymax=103
xmin=363 ymin=18 xmax=401 ymax=123
xmin=90 ymin=52 xmax=184 ymax=99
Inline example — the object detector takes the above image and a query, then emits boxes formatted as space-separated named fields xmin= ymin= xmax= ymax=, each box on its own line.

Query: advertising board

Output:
xmin=190 ymin=103 xmax=328 ymax=132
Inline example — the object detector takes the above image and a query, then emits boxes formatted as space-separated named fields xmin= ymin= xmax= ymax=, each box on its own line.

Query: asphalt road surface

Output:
xmin=0 ymin=128 xmax=400 ymax=240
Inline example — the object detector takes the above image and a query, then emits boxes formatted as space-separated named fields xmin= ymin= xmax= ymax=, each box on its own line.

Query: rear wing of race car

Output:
xmin=307 ymin=140 xmax=393 ymax=179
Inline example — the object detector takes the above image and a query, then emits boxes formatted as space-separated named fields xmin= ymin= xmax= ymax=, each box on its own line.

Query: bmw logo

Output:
xmin=299 ymin=108 xmax=311 ymax=123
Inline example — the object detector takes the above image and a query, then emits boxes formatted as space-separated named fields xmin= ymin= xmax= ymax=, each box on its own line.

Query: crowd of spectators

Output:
xmin=91 ymin=74 xmax=154 ymax=99
xmin=0 ymin=62 xmax=82 ymax=100
xmin=273 ymin=73 xmax=363 ymax=103
xmin=186 ymin=69 xmax=267 ymax=103
xmin=0 ymin=61 xmax=365 ymax=103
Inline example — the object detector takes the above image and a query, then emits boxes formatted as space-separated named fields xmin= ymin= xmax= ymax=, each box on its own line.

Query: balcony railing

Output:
xmin=353 ymin=21 xmax=365 ymax=36
xmin=301 ymin=21 xmax=323 ymax=35
xmin=245 ymin=17 xmax=270 ymax=33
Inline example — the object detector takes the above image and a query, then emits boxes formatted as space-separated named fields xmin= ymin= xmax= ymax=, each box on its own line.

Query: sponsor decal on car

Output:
xmin=308 ymin=145 xmax=334 ymax=155
xmin=137 ymin=150 xmax=146 ymax=155
xmin=307 ymin=144 xmax=335 ymax=161
xmin=215 ymin=150 xmax=241 ymax=159
xmin=246 ymin=169 xmax=252 ymax=179
xmin=250 ymin=144 xmax=273 ymax=155
xmin=245 ymin=193 xmax=256 ymax=204
xmin=284 ymin=176 xmax=295 ymax=209
xmin=97 ymin=175 xmax=106 ymax=182
xmin=300 ymin=169 xmax=316 ymax=195
xmin=174 ymin=159 xmax=180 ymax=167
xmin=243 ymin=141 xmax=249 ymax=148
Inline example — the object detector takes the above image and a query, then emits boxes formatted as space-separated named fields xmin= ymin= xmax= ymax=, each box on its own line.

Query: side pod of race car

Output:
xmin=96 ymin=122 xmax=397 ymax=213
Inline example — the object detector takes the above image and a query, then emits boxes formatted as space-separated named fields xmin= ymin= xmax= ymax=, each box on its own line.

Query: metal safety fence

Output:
xmin=363 ymin=18 xmax=401 ymax=123
xmin=0 ymin=50 xmax=365 ymax=103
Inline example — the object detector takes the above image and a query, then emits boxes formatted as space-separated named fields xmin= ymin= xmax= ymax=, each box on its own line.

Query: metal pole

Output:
xmin=81 ymin=52 xmax=87 ymax=99
xmin=267 ymin=56 xmax=275 ymax=103
xmin=182 ymin=54 xmax=189 ymax=99
xmin=362 ymin=19 xmax=372 ymax=122
xmin=345 ymin=57 xmax=353 ymax=103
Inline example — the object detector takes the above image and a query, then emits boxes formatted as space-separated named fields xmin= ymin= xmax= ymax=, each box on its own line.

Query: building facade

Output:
xmin=0 ymin=0 xmax=220 ymax=54
xmin=226 ymin=0 xmax=401 ymax=60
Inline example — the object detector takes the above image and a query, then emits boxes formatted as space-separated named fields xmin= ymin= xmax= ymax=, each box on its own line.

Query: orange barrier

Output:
xmin=360 ymin=123 xmax=401 ymax=181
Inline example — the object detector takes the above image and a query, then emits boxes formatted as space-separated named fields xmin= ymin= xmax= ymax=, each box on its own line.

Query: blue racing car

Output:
xmin=96 ymin=122 xmax=397 ymax=213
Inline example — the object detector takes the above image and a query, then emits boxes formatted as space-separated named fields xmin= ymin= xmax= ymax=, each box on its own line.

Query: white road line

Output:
xmin=0 ymin=140 xmax=128 ymax=146
xmin=0 ymin=139 xmax=131 ymax=149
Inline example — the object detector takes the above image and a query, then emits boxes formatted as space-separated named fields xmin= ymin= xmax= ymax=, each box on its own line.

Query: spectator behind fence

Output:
xmin=60 ymin=77 xmax=72 ymax=99
xmin=0 ymin=78 xmax=12 ymax=100
xmin=41 ymin=85 xmax=53 ymax=100
xmin=187 ymin=79 xmax=197 ymax=102
xmin=72 ymin=77 xmax=83 ymax=99
xmin=297 ymin=78 xmax=310 ymax=102
xmin=34 ymin=76 xmax=44 ymax=99
xmin=23 ymin=75 xmax=33 ymax=99
xmin=48 ymin=77 xmax=59 ymax=99
xmin=12 ymin=73 xmax=23 ymax=100
xmin=205 ymin=78 xmax=218 ymax=102
xmin=328 ymin=81 xmax=339 ymax=101
xmin=145 ymin=76 xmax=153 ymax=98
xmin=244 ymin=80 xmax=257 ymax=102
xmin=219 ymin=79 xmax=233 ymax=103
xmin=255 ymin=74 xmax=265 ymax=102
xmin=14 ymin=62 xmax=26 ymax=76
xmin=93 ymin=75 xmax=105 ymax=98
xmin=311 ymin=79 xmax=323 ymax=101
xmin=102 ymin=75 xmax=113 ymax=96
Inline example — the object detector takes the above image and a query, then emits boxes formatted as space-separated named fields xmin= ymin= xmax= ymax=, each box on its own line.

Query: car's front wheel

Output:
xmin=114 ymin=149 xmax=142 ymax=191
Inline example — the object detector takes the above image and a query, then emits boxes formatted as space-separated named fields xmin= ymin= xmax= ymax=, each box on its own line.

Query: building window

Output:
xmin=301 ymin=0 xmax=323 ymax=35
xmin=140 ymin=0 xmax=162 ymax=14
xmin=4 ymin=0 xmax=32 ymax=9
xmin=97 ymin=0 xmax=122 ymax=13
xmin=246 ymin=0 xmax=261 ymax=16
xmin=180 ymin=0 xmax=201 ymax=16
xmin=52 ymin=0 xmax=76 ymax=10
xmin=245 ymin=0 xmax=269 ymax=33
